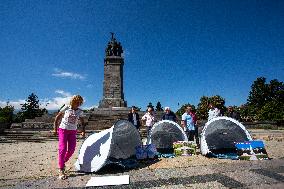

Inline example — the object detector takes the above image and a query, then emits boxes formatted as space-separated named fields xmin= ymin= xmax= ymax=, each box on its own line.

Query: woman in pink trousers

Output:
xmin=53 ymin=95 xmax=85 ymax=180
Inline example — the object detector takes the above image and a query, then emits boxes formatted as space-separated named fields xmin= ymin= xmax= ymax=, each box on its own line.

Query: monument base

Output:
xmin=98 ymin=98 xmax=127 ymax=108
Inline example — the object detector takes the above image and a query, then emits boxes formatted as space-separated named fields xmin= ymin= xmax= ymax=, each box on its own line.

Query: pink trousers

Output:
xmin=58 ymin=128 xmax=77 ymax=169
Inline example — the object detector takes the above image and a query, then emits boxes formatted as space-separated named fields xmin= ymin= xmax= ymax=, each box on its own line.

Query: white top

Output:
xmin=59 ymin=105 xmax=83 ymax=130
xmin=208 ymin=108 xmax=220 ymax=121
xmin=133 ymin=113 xmax=137 ymax=126
xmin=142 ymin=112 xmax=155 ymax=127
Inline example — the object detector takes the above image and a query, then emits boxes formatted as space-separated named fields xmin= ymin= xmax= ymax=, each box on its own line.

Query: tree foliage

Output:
xmin=20 ymin=93 xmax=46 ymax=120
xmin=247 ymin=77 xmax=268 ymax=115
xmin=0 ymin=104 xmax=14 ymax=123
xmin=196 ymin=96 xmax=209 ymax=120
xmin=246 ymin=77 xmax=284 ymax=121
xmin=155 ymin=101 xmax=163 ymax=111
xmin=196 ymin=95 xmax=226 ymax=120
xmin=147 ymin=102 xmax=154 ymax=110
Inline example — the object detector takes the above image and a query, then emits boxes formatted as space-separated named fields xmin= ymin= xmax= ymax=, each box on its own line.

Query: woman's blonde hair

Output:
xmin=70 ymin=95 xmax=84 ymax=107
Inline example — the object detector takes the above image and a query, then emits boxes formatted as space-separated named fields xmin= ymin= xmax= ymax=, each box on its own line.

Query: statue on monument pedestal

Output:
xmin=105 ymin=32 xmax=123 ymax=57
xmin=99 ymin=33 xmax=127 ymax=108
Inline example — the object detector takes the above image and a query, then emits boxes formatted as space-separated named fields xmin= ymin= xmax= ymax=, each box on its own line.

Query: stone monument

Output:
xmin=99 ymin=33 xmax=127 ymax=108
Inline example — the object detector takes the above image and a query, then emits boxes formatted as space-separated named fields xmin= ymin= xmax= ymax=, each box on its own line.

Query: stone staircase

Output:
xmin=0 ymin=129 xmax=57 ymax=143
xmin=0 ymin=129 xmax=91 ymax=143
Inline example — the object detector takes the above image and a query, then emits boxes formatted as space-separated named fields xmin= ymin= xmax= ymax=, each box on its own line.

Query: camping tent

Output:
xmin=150 ymin=120 xmax=188 ymax=153
xmin=75 ymin=120 xmax=141 ymax=172
xmin=200 ymin=116 xmax=252 ymax=156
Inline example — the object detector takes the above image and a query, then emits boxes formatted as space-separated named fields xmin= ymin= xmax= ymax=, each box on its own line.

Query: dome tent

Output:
xmin=75 ymin=120 xmax=141 ymax=172
xmin=200 ymin=116 xmax=252 ymax=156
xmin=150 ymin=120 xmax=188 ymax=153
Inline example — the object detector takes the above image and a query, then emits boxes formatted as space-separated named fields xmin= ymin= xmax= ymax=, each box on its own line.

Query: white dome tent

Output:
xmin=75 ymin=120 xmax=141 ymax=172
xmin=200 ymin=116 xmax=252 ymax=156
xmin=150 ymin=120 xmax=188 ymax=153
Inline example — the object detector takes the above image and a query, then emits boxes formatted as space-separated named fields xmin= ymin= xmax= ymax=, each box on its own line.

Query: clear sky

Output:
xmin=0 ymin=0 xmax=283 ymax=111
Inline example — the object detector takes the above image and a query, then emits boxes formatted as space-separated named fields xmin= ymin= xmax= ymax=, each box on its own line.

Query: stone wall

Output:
xmin=8 ymin=112 xmax=282 ymax=131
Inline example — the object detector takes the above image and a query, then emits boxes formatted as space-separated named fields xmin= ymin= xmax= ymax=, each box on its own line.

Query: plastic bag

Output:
xmin=135 ymin=144 xmax=157 ymax=159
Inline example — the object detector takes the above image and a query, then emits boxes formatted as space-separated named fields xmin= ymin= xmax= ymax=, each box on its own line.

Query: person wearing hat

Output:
xmin=162 ymin=107 xmax=177 ymax=122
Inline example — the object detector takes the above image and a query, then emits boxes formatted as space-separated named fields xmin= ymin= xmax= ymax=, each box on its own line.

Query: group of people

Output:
xmin=53 ymin=96 xmax=241 ymax=180
xmin=127 ymin=105 xmax=199 ymax=146
xmin=128 ymin=103 xmax=241 ymax=147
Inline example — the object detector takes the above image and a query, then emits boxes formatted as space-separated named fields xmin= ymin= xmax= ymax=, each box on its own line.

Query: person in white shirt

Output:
xmin=208 ymin=103 xmax=221 ymax=121
xmin=142 ymin=107 xmax=156 ymax=144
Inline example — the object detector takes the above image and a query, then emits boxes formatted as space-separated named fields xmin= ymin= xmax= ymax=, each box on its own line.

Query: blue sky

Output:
xmin=0 ymin=0 xmax=283 ymax=111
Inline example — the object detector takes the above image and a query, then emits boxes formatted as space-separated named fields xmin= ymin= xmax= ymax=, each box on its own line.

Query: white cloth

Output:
xmin=208 ymin=108 xmax=220 ymax=121
xmin=59 ymin=105 xmax=83 ymax=130
xmin=142 ymin=112 xmax=155 ymax=127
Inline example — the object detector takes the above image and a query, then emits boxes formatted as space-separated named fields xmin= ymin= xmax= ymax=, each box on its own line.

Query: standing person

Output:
xmin=208 ymin=103 xmax=221 ymax=121
xmin=53 ymin=95 xmax=85 ymax=180
xmin=227 ymin=106 xmax=241 ymax=121
xmin=162 ymin=107 xmax=177 ymax=122
xmin=181 ymin=106 xmax=196 ymax=141
xmin=187 ymin=106 xmax=199 ymax=146
xmin=142 ymin=107 xmax=156 ymax=144
xmin=128 ymin=106 xmax=141 ymax=129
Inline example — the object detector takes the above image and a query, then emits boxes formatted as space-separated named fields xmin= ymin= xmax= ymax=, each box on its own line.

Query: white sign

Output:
xmin=86 ymin=175 xmax=130 ymax=187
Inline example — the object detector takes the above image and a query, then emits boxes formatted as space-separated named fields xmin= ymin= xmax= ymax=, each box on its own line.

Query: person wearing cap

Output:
xmin=162 ymin=107 xmax=177 ymax=122
xmin=128 ymin=106 xmax=141 ymax=129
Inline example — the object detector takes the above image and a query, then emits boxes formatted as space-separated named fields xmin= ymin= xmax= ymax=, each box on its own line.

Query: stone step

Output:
xmin=0 ymin=129 xmax=93 ymax=142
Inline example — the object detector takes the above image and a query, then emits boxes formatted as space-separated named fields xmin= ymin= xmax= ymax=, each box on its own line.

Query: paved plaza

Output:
xmin=0 ymin=132 xmax=283 ymax=188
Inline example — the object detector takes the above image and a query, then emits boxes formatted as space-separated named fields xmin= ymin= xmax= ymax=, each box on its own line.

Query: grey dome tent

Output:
xmin=75 ymin=120 xmax=141 ymax=172
xmin=200 ymin=116 xmax=252 ymax=156
xmin=150 ymin=120 xmax=188 ymax=153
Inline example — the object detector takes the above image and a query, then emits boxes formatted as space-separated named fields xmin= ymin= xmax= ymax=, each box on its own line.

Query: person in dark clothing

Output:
xmin=128 ymin=106 xmax=141 ymax=129
xmin=162 ymin=107 xmax=177 ymax=122
xmin=227 ymin=106 xmax=241 ymax=121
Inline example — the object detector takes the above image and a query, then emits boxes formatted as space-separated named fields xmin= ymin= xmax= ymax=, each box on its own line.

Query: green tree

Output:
xmin=238 ymin=104 xmax=249 ymax=119
xmin=21 ymin=93 xmax=44 ymax=120
xmin=267 ymin=79 xmax=284 ymax=102
xmin=247 ymin=77 xmax=268 ymax=115
xmin=0 ymin=104 xmax=14 ymax=123
xmin=147 ymin=102 xmax=154 ymax=110
xmin=155 ymin=101 xmax=163 ymax=111
xmin=196 ymin=95 xmax=226 ymax=120
xmin=196 ymin=96 xmax=209 ymax=120
xmin=257 ymin=101 xmax=284 ymax=121
xmin=246 ymin=77 xmax=284 ymax=121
